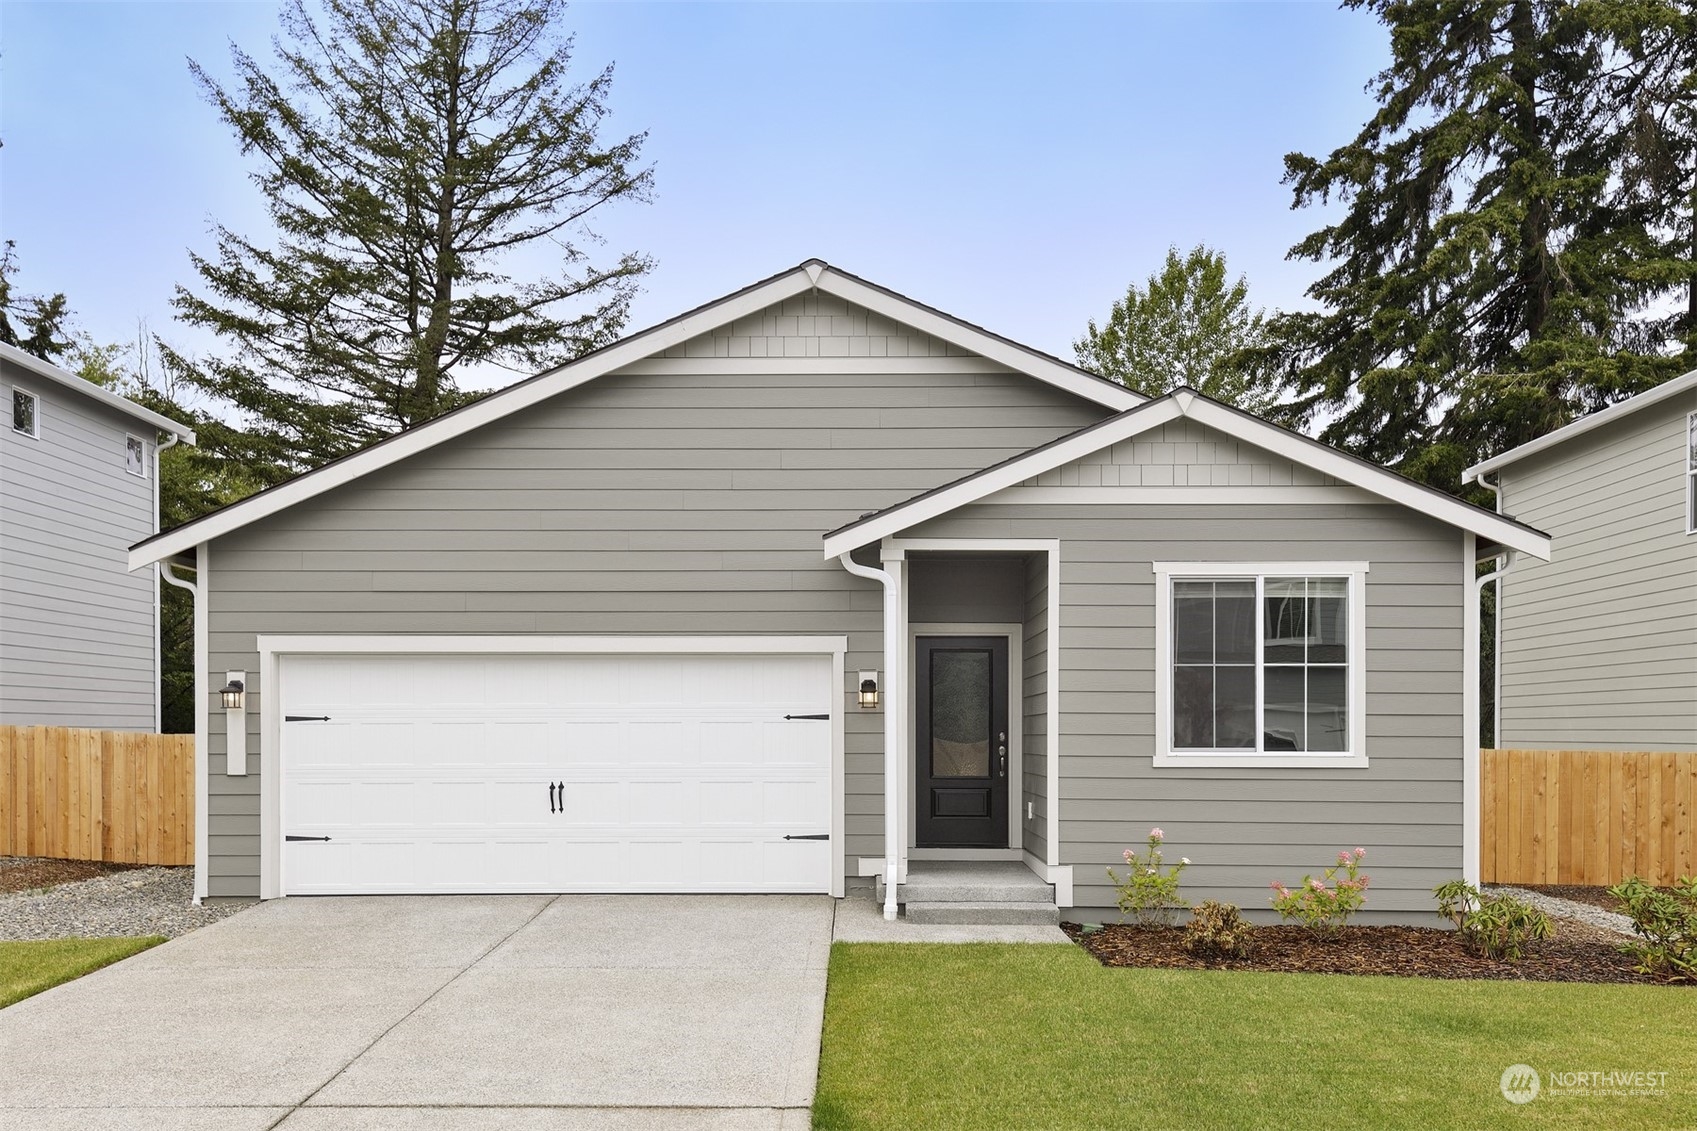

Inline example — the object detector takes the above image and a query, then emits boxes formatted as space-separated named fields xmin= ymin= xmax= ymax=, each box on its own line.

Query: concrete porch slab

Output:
xmin=832 ymin=890 xmax=1071 ymax=943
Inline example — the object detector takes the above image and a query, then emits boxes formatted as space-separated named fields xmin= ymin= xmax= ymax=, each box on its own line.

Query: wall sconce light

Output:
xmin=858 ymin=670 xmax=879 ymax=710
xmin=222 ymin=670 xmax=248 ymax=777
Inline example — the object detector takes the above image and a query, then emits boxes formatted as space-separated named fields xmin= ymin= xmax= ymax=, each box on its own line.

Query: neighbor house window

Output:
xmin=11 ymin=388 xmax=38 ymax=437
xmin=126 ymin=434 xmax=146 ymax=477
xmin=1154 ymin=562 xmax=1368 ymax=767
xmin=1687 ymin=412 xmax=1696 ymax=535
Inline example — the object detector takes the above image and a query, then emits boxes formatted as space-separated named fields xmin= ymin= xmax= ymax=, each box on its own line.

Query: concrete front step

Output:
xmin=904 ymin=900 xmax=1060 ymax=926
xmin=876 ymin=861 xmax=1054 ymax=905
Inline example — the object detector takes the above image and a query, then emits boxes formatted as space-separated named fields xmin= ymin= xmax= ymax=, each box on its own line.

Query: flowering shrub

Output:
xmin=1106 ymin=827 xmax=1190 ymax=926
xmin=1269 ymin=848 xmax=1370 ymax=934
xmin=1433 ymin=879 xmax=1550 ymax=960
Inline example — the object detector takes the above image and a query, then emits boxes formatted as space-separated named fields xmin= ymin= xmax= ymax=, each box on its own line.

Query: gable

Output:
xmin=1021 ymin=418 xmax=1347 ymax=490
xmin=658 ymin=293 xmax=976 ymax=362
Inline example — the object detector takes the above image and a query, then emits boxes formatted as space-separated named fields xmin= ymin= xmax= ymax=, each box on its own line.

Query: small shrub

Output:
xmin=1433 ymin=879 xmax=1551 ymax=960
xmin=1269 ymin=848 xmax=1369 ymax=934
xmin=1106 ymin=827 xmax=1190 ymax=927
xmin=1608 ymin=875 xmax=1697 ymax=981
xmin=1184 ymin=900 xmax=1254 ymax=959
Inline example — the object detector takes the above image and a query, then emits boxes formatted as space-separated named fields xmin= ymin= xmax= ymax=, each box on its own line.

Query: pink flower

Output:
xmin=1149 ymin=827 xmax=1164 ymax=840
xmin=1123 ymin=849 xmax=1135 ymax=862
xmin=1354 ymin=847 xmax=1366 ymax=858
xmin=1310 ymin=879 xmax=1325 ymax=891
xmin=1338 ymin=850 xmax=1351 ymax=864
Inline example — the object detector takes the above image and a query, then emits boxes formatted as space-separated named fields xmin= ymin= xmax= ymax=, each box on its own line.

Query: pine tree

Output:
xmin=0 ymin=242 xmax=74 ymax=364
xmin=174 ymin=0 xmax=653 ymax=471
xmin=1264 ymin=0 xmax=1693 ymax=494
xmin=1075 ymin=245 xmax=1279 ymax=413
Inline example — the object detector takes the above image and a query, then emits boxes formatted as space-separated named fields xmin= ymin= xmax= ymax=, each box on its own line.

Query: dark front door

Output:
xmin=915 ymin=636 xmax=1010 ymax=848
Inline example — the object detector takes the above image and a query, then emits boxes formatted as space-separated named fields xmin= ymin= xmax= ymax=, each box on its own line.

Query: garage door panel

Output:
xmin=282 ymin=651 xmax=833 ymax=895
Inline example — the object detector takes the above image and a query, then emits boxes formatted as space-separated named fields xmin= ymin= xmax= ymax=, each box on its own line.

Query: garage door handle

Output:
xmin=285 ymin=715 xmax=331 ymax=722
xmin=286 ymin=835 xmax=332 ymax=842
xmin=784 ymin=713 xmax=829 ymax=720
xmin=783 ymin=834 xmax=829 ymax=841
xmin=548 ymin=782 xmax=557 ymax=813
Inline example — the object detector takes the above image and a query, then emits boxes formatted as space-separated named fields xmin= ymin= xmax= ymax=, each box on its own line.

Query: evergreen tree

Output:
xmin=1263 ymin=0 xmax=1693 ymax=494
xmin=175 ymin=0 xmax=654 ymax=472
xmin=0 ymin=241 xmax=74 ymax=364
xmin=1075 ymin=245 xmax=1279 ymax=413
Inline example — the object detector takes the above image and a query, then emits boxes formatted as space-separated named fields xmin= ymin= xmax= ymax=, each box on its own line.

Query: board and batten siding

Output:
xmin=1497 ymin=394 xmax=1697 ymax=751
xmin=0 ymin=358 xmax=158 ymax=730
xmin=1022 ymin=554 xmax=1049 ymax=861
xmin=904 ymin=420 xmax=1467 ymax=918
xmin=200 ymin=296 xmax=1112 ymax=897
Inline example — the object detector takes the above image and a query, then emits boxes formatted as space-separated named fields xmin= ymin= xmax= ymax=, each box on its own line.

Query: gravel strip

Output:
xmin=1493 ymin=884 xmax=1636 ymax=937
xmin=0 ymin=866 xmax=248 ymax=941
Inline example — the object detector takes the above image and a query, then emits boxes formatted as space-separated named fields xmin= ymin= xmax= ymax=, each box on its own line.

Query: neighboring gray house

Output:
xmin=1465 ymin=369 xmax=1697 ymax=753
xmin=0 ymin=344 xmax=196 ymax=731
xmin=130 ymin=262 xmax=1549 ymax=922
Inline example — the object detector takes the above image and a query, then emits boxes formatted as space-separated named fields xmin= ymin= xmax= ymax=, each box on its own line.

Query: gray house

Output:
xmin=130 ymin=262 xmax=1549 ymax=922
xmin=1465 ymin=369 xmax=1697 ymax=753
xmin=1 ymin=343 xmax=196 ymax=731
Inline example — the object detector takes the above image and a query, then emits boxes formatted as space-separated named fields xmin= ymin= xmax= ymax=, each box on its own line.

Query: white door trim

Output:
xmin=908 ymin=622 xmax=1024 ymax=857
xmin=256 ymin=634 xmax=848 ymax=900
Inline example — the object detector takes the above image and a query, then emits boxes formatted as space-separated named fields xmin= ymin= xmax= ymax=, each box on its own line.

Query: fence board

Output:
xmin=1482 ymin=749 xmax=1697 ymax=887
xmin=0 ymin=726 xmax=193 ymax=866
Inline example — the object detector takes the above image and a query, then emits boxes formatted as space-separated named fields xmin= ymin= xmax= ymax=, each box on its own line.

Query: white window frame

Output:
xmin=125 ymin=433 xmax=148 ymax=478
xmin=11 ymin=387 xmax=39 ymax=438
xmin=1153 ymin=561 xmax=1369 ymax=768
xmin=1685 ymin=411 xmax=1696 ymax=536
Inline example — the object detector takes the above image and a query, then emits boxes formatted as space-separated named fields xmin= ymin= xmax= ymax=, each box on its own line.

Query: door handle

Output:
xmin=998 ymin=744 xmax=1007 ymax=778
xmin=548 ymin=782 xmax=557 ymax=814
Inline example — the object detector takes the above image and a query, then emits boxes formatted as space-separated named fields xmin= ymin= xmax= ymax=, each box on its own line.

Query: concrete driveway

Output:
xmin=0 ymin=894 xmax=831 ymax=1130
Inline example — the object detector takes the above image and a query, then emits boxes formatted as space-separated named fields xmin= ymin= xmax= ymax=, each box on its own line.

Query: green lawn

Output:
xmin=0 ymin=937 xmax=164 ymax=1009
xmin=815 ymin=942 xmax=1696 ymax=1131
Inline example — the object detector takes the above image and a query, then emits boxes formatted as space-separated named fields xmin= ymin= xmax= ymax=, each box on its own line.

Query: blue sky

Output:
xmin=0 ymin=1 xmax=1387 ymax=389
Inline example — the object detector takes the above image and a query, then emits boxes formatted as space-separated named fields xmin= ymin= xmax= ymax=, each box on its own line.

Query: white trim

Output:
xmin=129 ymin=261 xmax=1138 ymax=571
xmin=615 ymin=357 xmax=1022 ymax=377
xmin=1686 ymin=411 xmax=1696 ymax=537
xmin=1152 ymin=561 xmax=1370 ymax=769
xmin=1463 ymin=532 xmax=1481 ymax=885
xmin=257 ymin=634 xmax=849 ymax=901
xmin=987 ymin=485 xmax=1376 ymax=505
xmin=824 ymin=390 xmax=1552 ymax=560
xmin=1023 ymin=853 xmax=1074 ymax=907
xmin=10 ymin=386 xmax=39 ymax=439
xmin=125 ymin=433 xmax=147 ymax=478
xmin=1 ymin=342 xmax=196 ymax=440
xmin=1465 ymin=367 xmax=1697 ymax=477
xmin=908 ymin=622 xmax=1023 ymax=854
xmin=885 ymin=537 xmax=1062 ymax=867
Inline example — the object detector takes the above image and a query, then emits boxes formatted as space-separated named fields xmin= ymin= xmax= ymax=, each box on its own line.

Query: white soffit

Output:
xmin=822 ymin=389 xmax=1553 ymax=560
xmin=129 ymin=260 xmax=1139 ymax=571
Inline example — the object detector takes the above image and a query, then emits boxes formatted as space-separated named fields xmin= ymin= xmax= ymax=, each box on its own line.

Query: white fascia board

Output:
xmin=816 ymin=269 xmax=1145 ymax=413
xmin=129 ymin=271 xmax=818 ymax=570
xmin=1 ymin=342 xmax=197 ymax=441
xmin=1464 ymin=367 xmax=1697 ymax=479
xmin=820 ymin=399 xmax=1185 ymax=557
xmin=255 ymin=634 xmax=849 ymax=655
xmin=1178 ymin=398 xmax=1552 ymax=559
xmin=131 ymin=260 xmax=1141 ymax=572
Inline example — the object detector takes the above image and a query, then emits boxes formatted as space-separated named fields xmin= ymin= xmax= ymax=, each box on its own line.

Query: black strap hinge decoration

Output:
xmin=783 ymin=713 xmax=829 ymax=721
xmin=783 ymin=833 xmax=829 ymax=841
xmin=285 ymin=715 xmax=331 ymax=722
xmin=285 ymin=835 xmax=332 ymax=842
xmin=549 ymin=782 xmax=557 ymax=813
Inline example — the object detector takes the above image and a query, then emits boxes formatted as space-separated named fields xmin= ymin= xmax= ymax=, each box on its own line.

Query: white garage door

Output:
xmin=280 ymin=652 xmax=834 ymax=894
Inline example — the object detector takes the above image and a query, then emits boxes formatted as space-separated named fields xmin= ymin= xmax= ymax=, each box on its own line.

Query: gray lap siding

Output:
xmin=905 ymin=502 xmax=1467 ymax=919
xmin=201 ymin=363 xmax=1109 ymax=897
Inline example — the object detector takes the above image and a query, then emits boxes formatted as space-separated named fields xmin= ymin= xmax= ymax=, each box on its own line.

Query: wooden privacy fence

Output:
xmin=0 ymin=726 xmax=193 ymax=865
xmin=1482 ymin=748 xmax=1697 ymax=887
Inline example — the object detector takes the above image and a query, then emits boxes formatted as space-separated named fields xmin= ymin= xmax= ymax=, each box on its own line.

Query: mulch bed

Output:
xmin=0 ymin=856 xmax=144 ymax=895
xmin=1063 ymin=918 xmax=1683 ymax=985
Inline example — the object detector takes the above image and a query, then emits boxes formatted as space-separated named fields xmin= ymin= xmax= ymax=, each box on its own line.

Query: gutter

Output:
xmin=152 ymin=433 xmax=182 ymax=733
xmin=835 ymin=551 xmax=904 ymax=922
xmin=1472 ymin=470 xmax=1506 ymax=748
xmin=159 ymin=551 xmax=207 ymax=905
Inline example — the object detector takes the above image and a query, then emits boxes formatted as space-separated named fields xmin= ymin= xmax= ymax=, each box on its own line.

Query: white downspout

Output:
xmin=837 ymin=551 xmax=904 ymax=921
xmin=160 ymin=552 xmax=206 ymax=905
xmin=152 ymin=433 xmax=181 ymax=733
xmin=1469 ymin=546 xmax=1515 ymax=886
